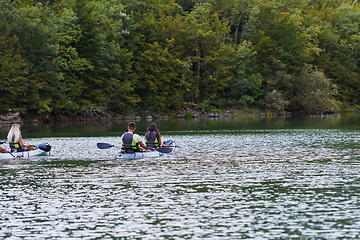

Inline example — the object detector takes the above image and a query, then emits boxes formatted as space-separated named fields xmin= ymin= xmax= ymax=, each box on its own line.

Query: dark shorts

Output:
xmin=123 ymin=149 xmax=141 ymax=154
xmin=11 ymin=147 xmax=25 ymax=153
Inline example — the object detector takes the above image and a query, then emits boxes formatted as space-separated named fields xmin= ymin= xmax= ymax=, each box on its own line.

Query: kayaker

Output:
xmin=7 ymin=123 xmax=36 ymax=152
xmin=0 ymin=146 xmax=10 ymax=153
xmin=121 ymin=122 xmax=149 ymax=153
xmin=145 ymin=123 xmax=163 ymax=150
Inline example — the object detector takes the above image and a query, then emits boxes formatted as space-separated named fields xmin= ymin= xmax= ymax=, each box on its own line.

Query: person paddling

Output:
xmin=121 ymin=122 xmax=149 ymax=153
xmin=7 ymin=123 xmax=36 ymax=152
xmin=145 ymin=123 xmax=163 ymax=150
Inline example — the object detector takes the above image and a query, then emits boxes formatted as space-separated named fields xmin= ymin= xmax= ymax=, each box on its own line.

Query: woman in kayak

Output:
xmin=7 ymin=123 xmax=36 ymax=152
xmin=145 ymin=123 xmax=163 ymax=150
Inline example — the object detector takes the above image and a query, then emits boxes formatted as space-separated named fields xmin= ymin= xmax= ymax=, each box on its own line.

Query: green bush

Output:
xmin=293 ymin=65 xmax=340 ymax=114
xmin=184 ymin=112 xmax=194 ymax=119
xmin=208 ymin=108 xmax=219 ymax=114
xmin=167 ymin=109 xmax=178 ymax=116
xmin=265 ymin=90 xmax=289 ymax=111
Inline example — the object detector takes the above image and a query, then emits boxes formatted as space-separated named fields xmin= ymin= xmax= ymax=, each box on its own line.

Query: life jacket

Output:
xmin=9 ymin=134 xmax=24 ymax=152
xmin=145 ymin=131 xmax=159 ymax=149
xmin=121 ymin=132 xmax=139 ymax=153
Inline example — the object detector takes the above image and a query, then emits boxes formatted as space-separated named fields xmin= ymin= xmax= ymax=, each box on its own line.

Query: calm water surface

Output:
xmin=1 ymin=115 xmax=360 ymax=239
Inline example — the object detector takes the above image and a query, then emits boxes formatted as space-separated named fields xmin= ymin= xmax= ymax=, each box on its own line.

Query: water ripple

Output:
xmin=0 ymin=129 xmax=360 ymax=239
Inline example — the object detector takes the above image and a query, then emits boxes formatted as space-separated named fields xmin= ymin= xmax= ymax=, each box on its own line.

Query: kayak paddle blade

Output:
xmin=37 ymin=143 xmax=51 ymax=152
xmin=97 ymin=143 xmax=115 ymax=149
xmin=163 ymin=140 xmax=174 ymax=146
xmin=157 ymin=147 xmax=174 ymax=154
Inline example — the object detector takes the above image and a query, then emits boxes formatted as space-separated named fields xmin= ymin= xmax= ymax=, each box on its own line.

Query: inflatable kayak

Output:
xmin=115 ymin=147 xmax=175 ymax=160
xmin=0 ymin=143 xmax=51 ymax=160
xmin=97 ymin=140 xmax=176 ymax=160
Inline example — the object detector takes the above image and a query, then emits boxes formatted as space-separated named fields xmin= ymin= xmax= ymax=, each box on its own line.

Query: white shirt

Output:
xmin=121 ymin=132 xmax=142 ymax=143
xmin=132 ymin=133 xmax=142 ymax=143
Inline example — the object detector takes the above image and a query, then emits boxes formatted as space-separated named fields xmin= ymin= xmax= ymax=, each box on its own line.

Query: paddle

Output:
xmin=97 ymin=143 xmax=121 ymax=149
xmin=157 ymin=147 xmax=174 ymax=154
xmin=155 ymin=139 xmax=182 ymax=153
xmin=97 ymin=140 xmax=181 ymax=153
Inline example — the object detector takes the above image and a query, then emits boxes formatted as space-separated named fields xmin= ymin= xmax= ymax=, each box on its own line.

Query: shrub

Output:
xmin=265 ymin=90 xmax=288 ymax=111
xmin=167 ymin=109 xmax=178 ymax=116
xmin=293 ymin=65 xmax=340 ymax=114
xmin=208 ymin=108 xmax=219 ymax=114
xmin=184 ymin=112 xmax=194 ymax=119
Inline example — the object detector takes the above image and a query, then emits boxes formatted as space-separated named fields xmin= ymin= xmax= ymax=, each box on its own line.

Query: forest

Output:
xmin=1 ymin=0 xmax=359 ymax=119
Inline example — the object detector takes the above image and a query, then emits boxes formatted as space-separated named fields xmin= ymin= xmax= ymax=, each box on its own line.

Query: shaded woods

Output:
xmin=1 ymin=0 xmax=359 ymax=120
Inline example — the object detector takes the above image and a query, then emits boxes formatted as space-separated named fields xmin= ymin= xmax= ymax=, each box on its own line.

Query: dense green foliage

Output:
xmin=0 ymin=0 xmax=359 ymax=118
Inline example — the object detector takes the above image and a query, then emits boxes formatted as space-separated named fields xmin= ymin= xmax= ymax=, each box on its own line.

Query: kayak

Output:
xmin=97 ymin=140 xmax=177 ymax=160
xmin=115 ymin=139 xmax=176 ymax=160
xmin=115 ymin=147 xmax=175 ymax=160
xmin=0 ymin=143 xmax=51 ymax=160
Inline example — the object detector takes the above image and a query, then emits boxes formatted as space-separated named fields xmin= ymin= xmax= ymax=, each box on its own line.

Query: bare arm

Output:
xmin=158 ymin=134 xmax=163 ymax=146
xmin=18 ymin=135 xmax=36 ymax=150
xmin=18 ymin=135 xmax=28 ymax=147
xmin=139 ymin=141 xmax=150 ymax=152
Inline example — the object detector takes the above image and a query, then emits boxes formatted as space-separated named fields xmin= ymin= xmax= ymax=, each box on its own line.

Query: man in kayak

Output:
xmin=121 ymin=122 xmax=149 ymax=153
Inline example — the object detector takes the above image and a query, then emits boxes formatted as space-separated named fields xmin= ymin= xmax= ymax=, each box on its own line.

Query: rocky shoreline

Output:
xmin=0 ymin=109 xmax=293 ymax=125
xmin=0 ymin=112 xmax=21 ymax=126
xmin=3 ymin=108 xmax=349 ymax=126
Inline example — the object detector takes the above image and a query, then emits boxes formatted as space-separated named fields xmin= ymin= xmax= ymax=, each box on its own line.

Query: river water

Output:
xmin=1 ymin=115 xmax=360 ymax=239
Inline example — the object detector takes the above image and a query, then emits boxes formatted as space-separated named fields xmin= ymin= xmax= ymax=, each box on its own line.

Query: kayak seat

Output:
xmin=147 ymin=147 xmax=158 ymax=151
xmin=11 ymin=147 xmax=25 ymax=153
xmin=123 ymin=148 xmax=135 ymax=154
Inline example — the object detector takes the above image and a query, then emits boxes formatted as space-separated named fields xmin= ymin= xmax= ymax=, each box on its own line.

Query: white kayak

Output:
xmin=0 ymin=143 xmax=51 ymax=160
xmin=115 ymin=147 xmax=175 ymax=160
xmin=97 ymin=140 xmax=176 ymax=160
xmin=116 ymin=150 xmax=165 ymax=160
xmin=116 ymin=140 xmax=176 ymax=160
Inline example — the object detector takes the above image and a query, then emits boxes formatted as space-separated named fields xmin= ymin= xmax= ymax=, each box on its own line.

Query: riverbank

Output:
xmin=0 ymin=108 xmax=295 ymax=126
xmin=3 ymin=105 xmax=357 ymax=126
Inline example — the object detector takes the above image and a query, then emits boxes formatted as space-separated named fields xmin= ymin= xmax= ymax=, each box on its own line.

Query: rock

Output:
xmin=208 ymin=113 xmax=219 ymax=117
xmin=0 ymin=112 xmax=21 ymax=124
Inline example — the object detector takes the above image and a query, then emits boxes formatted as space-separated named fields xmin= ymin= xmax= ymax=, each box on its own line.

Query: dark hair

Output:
xmin=128 ymin=122 xmax=136 ymax=130
xmin=146 ymin=123 xmax=160 ymax=137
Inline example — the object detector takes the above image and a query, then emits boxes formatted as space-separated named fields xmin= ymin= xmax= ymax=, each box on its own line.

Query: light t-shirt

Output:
xmin=121 ymin=132 xmax=142 ymax=143
xmin=132 ymin=133 xmax=142 ymax=143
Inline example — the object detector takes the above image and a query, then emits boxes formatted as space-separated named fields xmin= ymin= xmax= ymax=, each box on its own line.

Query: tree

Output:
xmin=118 ymin=0 xmax=188 ymax=113
xmin=0 ymin=32 xmax=29 ymax=113
xmin=293 ymin=64 xmax=340 ymax=114
xmin=226 ymin=41 xmax=264 ymax=108
xmin=184 ymin=2 xmax=230 ymax=101
xmin=7 ymin=4 xmax=60 ymax=114
xmin=249 ymin=0 xmax=316 ymax=75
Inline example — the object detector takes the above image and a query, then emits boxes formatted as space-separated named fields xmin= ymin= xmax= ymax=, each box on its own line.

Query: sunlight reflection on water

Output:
xmin=1 ymin=129 xmax=360 ymax=239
